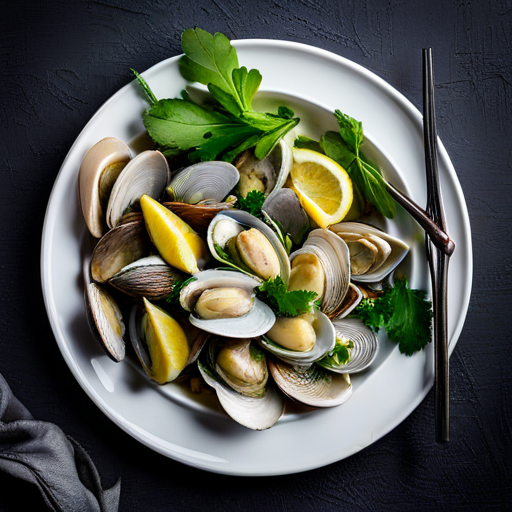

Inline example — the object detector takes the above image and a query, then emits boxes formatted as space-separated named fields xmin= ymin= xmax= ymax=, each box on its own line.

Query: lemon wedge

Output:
xmin=142 ymin=298 xmax=189 ymax=384
xmin=140 ymin=194 xmax=207 ymax=274
xmin=288 ymin=149 xmax=353 ymax=228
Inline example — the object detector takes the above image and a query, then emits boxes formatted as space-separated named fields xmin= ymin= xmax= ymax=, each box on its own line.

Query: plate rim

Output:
xmin=40 ymin=38 xmax=473 ymax=476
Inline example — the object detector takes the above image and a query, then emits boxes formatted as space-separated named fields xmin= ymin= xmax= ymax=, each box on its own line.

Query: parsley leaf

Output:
xmin=354 ymin=277 xmax=432 ymax=356
xmin=235 ymin=190 xmax=266 ymax=219
xmin=319 ymin=110 xmax=396 ymax=218
xmin=165 ymin=276 xmax=197 ymax=304
xmin=256 ymin=276 xmax=317 ymax=317
xmin=318 ymin=338 xmax=354 ymax=369
xmin=136 ymin=28 xmax=299 ymax=163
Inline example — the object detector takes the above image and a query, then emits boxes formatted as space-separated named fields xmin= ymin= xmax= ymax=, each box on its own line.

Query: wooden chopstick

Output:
xmin=422 ymin=48 xmax=453 ymax=443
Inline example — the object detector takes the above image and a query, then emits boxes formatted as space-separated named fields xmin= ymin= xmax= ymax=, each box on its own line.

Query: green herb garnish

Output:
xmin=165 ymin=276 xmax=197 ymax=304
xmin=354 ymin=277 xmax=432 ymax=356
xmin=318 ymin=110 xmax=396 ymax=218
xmin=256 ymin=276 xmax=317 ymax=317
xmin=319 ymin=338 xmax=354 ymax=368
xmin=135 ymin=28 xmax=299 ymax=163
xmin=213 ymin=242 xmax=235 ymax=265
xmin=235 ymin=190 xmax=266 ymax=219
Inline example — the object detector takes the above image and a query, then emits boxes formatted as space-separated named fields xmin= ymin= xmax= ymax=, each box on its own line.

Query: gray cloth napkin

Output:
xmin=0 ymin=373 xmax=120 ymax=512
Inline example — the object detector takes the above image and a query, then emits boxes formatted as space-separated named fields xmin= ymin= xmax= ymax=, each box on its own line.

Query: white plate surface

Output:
xmin=41 ymin=40 xmax=472 ymax=476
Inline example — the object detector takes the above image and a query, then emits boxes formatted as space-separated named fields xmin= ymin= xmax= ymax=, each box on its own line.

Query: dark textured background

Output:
xmin=1 ymin=0 xmax=510 ymax=510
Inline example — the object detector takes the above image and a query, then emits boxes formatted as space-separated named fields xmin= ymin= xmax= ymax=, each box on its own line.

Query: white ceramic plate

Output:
xmin=41 ymin=40 xmax=472 ymax=476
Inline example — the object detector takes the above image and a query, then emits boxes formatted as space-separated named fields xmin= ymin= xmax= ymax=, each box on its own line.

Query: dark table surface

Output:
xmin=1 ymin=1 xmax=510 ymax=510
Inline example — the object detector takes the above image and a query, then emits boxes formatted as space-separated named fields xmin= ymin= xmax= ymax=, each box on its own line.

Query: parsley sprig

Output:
xmin=134 ymin=28 xmax=299 ymax=163
xmin=354 ymin=277 xmax=432 ymax=356
xmin=165 ymin=276 xmax=197 ymax=304
xmin=256 ymin=276 xmax=317 ymax=317
xmin=235 ymin=190 xmax=266 ymax=219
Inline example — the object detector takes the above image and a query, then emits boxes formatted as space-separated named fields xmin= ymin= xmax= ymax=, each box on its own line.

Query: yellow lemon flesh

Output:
xmin=140 ymin=194 xmax=207 ymax=274
xmin=288 ymin=149 xmax=353 ymax=228
xmin=143 ymin=298 xmax=189 ymax=384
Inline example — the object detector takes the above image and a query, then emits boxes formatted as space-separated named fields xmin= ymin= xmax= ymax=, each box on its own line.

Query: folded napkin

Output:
xmin=0 ymin=373 xmax=120 ymax=512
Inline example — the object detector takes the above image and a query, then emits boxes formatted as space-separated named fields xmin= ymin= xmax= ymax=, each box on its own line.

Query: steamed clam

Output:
xmin=289 ymin=229 xmax=351 ymax=318
xmin=83 ymin=257 xmax=126 ymax=362
xmin=108 ymin=255 xmax=185 ymax=300
xmin=208 ymin=210 xmax=291 ymax=284
xmin=198 ymin=338 xmax=284 ymax=430
xmin=259 ymin=308 xmax=336 ymax=366
xmin=180 ymin=270 xmax=275 ymax=338
xmin=164 ymin=161 xmax=239 ymax=232
xmin=330 ymin=222 xmax=409 ymax=283
xmin=235 ymin=140 xmax=292 ymax=202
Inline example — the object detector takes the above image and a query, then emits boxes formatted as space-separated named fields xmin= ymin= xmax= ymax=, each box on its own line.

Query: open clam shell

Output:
xmin=180 ymin=270 xmax=276 ymax=338
xmin=83 ymin=257 xmax=125 ymax=362
xmin=207 ymin=210 xmax=291 ymax=284
xmin=78 ymin=137 xmax=131 ymax=238
xmin=259 ymin=309 xmax=336 ymax=366
xmin=268 ymin=359 xmax=352 ymax=408
xmin=290 ymin=229 xmax=351 ymax=319
xmin=163 ymin=196 xmax=236 ymax=233
xmin=108 ymin=255 xmax=185 ymax=300
xmin=166 ymin=161 xmax=239 ymax=203
xmin=106 ymin=150 xmax=170 ymax=229
xmin=197 ymin=347 xmax=284 ymax=431
xmin=330 ymin=222 xmax=409 ymax=283
xmin=235 ymin=140 xmax=293 ymax=201
xmin=318 ymin=318 xmax=378 ymax=374
xmin=90 ymin=218 xmax=151 ymax=283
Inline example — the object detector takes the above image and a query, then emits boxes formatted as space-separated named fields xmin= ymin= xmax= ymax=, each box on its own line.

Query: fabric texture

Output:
xmin=0 ymin=373 xmax=120 ymax=512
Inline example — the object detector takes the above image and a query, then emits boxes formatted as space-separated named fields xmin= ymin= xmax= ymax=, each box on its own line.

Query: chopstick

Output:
xmin=422 ymin=48 xmax=453 ymax=443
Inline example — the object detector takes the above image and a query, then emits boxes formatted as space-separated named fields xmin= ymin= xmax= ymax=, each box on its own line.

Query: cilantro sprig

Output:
xmin=256 ymin=276 xmax=317 ymax=317
xmin=135 ymin=28 xmax=299 ymax=163
xmin=354 ymin=277 xmax=432 ymax=356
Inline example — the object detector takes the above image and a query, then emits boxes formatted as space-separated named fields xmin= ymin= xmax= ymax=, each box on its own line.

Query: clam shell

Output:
xmin=259 ymin=309 xmax=336 ymax=366
xmin=262 ymin=188 xmax=310 ymax=246
xmin=108 ymin=255 xmax=185 ymax=300
xmin=290 ymin=229 xmax=350 ymax=318
xmin=78 ymin=137 xmax=131 ymax=238
xmin=208 ymin=210 xmax=291 ymax=284
xmin=83 ymin=257 xmax=125 ymax=362
xmin=269 ymin=359 xmax=353 ymax=408
xmin=166 ymin=161 xmax=239 ymax=203
xmin=330 ymin=222 xmax=409 ymax=283
xmin=180 ymin=270 xmax=276 ymax=338
xmin=106 ymin=150 xmax=170 ymax=229
xmin=318 ymin=318 xmax=378 ymax=373
xmin=235 ymin=140 xmax=292 ymax=200
xmin=198 ymin=359 xmax=284 ymax=431
xmin=90 ymin=218 xmax=151 ymax=283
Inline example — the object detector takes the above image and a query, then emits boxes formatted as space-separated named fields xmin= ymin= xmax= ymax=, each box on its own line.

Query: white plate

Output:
xmin=41 ymin=40 xmax=472 ymax=476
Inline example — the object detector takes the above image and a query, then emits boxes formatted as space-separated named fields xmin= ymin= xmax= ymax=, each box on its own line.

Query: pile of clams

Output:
xmin=79 ymin=136 xmax=409 ymax=431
